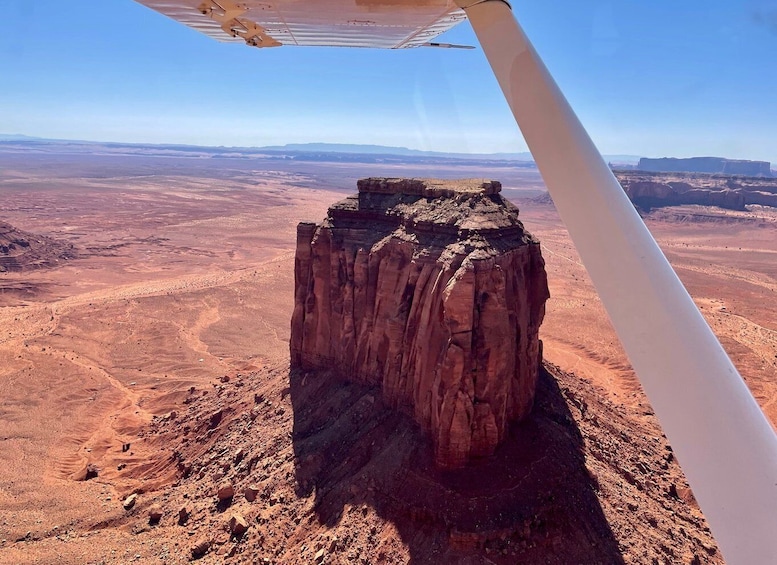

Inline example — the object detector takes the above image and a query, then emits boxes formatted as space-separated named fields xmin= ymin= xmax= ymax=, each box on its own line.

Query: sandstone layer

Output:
xmin=291 ymin=178 xmax=549 ymax=468
xmin=621 ymin=180 xmax=746 ymax=211
xmin=615 ymin=170 xmax=777 ymax=211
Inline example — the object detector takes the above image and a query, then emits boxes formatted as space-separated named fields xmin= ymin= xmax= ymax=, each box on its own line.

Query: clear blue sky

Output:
xmin=1 ymin=1 xmax=776 ymax=161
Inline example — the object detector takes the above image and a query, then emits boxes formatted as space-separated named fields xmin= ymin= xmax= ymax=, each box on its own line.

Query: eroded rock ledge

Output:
xmin=615 ymin=170 xmax=777 ymax=210
xmin=291 ymin=178 xmax=550 ymax=468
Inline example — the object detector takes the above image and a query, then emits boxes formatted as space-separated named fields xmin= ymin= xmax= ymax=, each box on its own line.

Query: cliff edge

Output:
xmin=291 ymin=178 xmax=550 ymax=468
xmin=638 ymin=157 xmax=772 ymax=177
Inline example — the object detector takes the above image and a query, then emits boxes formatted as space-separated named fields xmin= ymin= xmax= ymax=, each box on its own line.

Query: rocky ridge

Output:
xmin=621 ymin=180 xmax=746 ymax=211
xmin=615 ymin=171 xmax=777 ymax=211
xmin=637 ymin=157 xmax=772 ymax=177
xmin=0 ymin=221 xmax=75 ymax=272
xmin=291 ymin=178 xmax=549 ymax=468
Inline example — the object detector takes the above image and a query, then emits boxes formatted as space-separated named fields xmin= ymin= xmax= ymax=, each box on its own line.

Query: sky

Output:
xmin=1 ymin=0 xmax=776 ymax=161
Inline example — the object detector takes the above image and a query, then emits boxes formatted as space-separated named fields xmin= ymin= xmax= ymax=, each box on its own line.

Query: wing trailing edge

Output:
xmin=135 ymin=0 xmax=467 ymax=49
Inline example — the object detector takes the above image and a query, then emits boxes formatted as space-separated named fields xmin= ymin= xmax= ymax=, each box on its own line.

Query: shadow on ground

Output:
xmin=290 ymin=363 xmax=624 ymax=564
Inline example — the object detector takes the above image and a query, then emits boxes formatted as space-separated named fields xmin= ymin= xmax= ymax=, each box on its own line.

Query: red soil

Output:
xmin=2 ymin=152 xmax=774 ymax=563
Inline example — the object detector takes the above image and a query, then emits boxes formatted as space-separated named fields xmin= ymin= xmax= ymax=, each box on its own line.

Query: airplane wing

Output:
xmin=134 ymin=0 xmax=467 ymax=48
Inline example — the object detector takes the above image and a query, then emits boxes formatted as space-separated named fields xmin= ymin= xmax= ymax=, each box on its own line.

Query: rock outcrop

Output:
xmin=620 ymin=180 xmax=746 ymax=211
xmin=743 ymin=191 xmax=777 ymax=207
xmin=0 ymin=221 xmax=75 ymax=272
xmin=638 ymin=157 xmax=772 ymax=177
xmin=291 ymin=178 xmax=549 ymax=468
xmin=615 ymin=171 xmax=777 ymax=211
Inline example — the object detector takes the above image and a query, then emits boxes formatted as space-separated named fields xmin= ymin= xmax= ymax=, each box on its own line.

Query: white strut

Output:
xmin=458 ymin=1 xmax=777 ymax=563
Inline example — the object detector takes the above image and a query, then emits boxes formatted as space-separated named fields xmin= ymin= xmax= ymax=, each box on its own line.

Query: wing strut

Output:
xmin=457 ymin=1 xmax=777 ymax=562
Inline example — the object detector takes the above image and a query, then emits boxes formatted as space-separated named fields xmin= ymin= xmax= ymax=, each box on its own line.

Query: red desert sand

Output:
xmin=1 ymin=150 xmax=776 ymax=563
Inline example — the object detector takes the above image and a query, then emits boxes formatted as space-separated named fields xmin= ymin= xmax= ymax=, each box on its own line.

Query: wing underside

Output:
xmin=135 ymin=0 xmax=467 ymax=48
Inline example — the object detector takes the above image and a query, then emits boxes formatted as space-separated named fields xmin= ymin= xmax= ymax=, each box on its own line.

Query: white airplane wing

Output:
xmin=134 ymin=0 xmax=467 ymax=48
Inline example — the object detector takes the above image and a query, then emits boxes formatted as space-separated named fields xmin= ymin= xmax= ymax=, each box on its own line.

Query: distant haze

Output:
xmin=8 ymin=135 xmax=777 ymax=175
xmin=0 ymin=135 xmax=648 ymax=165
xmin=1 ymin=3 xmax=776 ymax=163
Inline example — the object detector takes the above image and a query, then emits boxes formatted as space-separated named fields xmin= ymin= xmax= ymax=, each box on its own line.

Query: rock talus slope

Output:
xmin=291 ymin=178 xmax=549 ymax=467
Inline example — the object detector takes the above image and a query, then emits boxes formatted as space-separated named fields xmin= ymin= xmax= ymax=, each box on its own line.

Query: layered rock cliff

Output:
xmin=615 ymin=171 xmax=777 ymax=211
xmin=620 ymin=180 xmax=746 ymax=211
xmin=638 ymin=157 xmax=772 ymax=177
xmin=291 ymin=178 xmax=549 ymax=468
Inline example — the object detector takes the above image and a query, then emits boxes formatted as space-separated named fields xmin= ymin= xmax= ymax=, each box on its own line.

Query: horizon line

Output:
xmin=2 ymin=133 xmax=775 ymax=167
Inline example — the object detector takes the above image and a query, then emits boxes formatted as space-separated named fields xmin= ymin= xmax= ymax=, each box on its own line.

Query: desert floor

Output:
xmin=0 ymin=150 xmax=775 ymax=564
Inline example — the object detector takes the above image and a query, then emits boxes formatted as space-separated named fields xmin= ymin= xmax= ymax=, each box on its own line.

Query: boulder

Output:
xmin=178 ymin=505 xmax=191 ymax=525
xmin=122 ymin=493 xmax=138 ymax=510
xmin=191 ymin=539 xmax=210 ymax=559
xmin=148 ymin=504 xmax=163 ymax=524
xmin=229 ymin=514 xmax=249 ymax=536
xmin=216 ymin=483 xmax=235 ymax=502
xmin=244 ymin=485 xmax=260 ymax=502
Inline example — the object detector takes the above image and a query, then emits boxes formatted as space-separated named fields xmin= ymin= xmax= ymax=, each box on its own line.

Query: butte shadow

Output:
xmin=289 ymin=363 xmax=624 ymax=564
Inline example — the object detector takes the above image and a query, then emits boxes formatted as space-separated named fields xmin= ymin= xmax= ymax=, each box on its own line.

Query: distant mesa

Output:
xmin=615 ymin=171 xmax=777 ymax=212
xmin=638 ymin=157 xmax=772 ymax=178
xmin=291 ymin=177 xmax=550 ymax=468
xmin=0 ymin=221 xmax=76 ymax=272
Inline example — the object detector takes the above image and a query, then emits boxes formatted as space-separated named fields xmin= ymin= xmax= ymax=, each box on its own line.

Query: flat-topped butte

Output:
xmin=332 ymin=177 xmax=527 ymax=237
xmin=357 ymin=177 xmax=501 ymax=198
xmin=292 ymin=177 xmax=549 ymax=468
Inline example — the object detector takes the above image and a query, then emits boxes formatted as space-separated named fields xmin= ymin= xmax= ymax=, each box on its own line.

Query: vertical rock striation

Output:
xmin=291 ymin=178 xmax=549 ymax=468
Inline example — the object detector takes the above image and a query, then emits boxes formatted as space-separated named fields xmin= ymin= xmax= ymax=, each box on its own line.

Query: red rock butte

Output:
xmin=291 ymin=178 xmax=550 ymax=468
